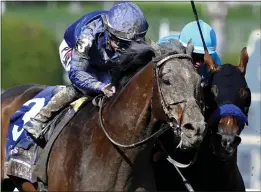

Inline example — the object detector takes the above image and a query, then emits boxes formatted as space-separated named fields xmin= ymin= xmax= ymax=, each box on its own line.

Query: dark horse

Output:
xmin=1 ymin=40 xmax=206 ymax=191
xmin=153 ymin=47 xmax=251 ymax=191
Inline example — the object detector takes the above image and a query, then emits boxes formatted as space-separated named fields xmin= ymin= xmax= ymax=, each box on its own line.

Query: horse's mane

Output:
xmin=108 ymin=40 xmax=155 ymax=90
xmin=108 ymin=39 xmax=192 ymax=90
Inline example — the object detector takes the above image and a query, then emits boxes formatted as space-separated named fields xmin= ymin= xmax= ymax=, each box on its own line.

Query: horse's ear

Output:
xmin=150 ymin=41 xmax=161 ymax=56
xmin=237 ymin=47 xmax=249 ymax=76
xmin=204 ymin=51 xmax=220 ymax=73
xmin=186 ymin=38 xmax=194 ymax=55
xmin=150 ymin=40 xmax=160 ymax=50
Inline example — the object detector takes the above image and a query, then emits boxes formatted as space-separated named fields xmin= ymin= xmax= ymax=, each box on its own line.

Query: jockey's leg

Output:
xmin=23 ymin=85 xmax=81 ymax=140
xmin=22 ymin=39 xmax=77 ymax=141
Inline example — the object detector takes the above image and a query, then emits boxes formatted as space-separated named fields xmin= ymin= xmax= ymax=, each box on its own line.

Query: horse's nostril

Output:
xmin=183 ymin=123 xmax=195 ymax=131
xmin=221 ymin=140 xmax=227 ymax=147
xmin=221 ymin=139 xmax=231 ymax=148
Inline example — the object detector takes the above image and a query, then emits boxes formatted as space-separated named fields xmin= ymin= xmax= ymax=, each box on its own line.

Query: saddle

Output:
xmin=35 ymin=95 xmax=104 ymax=183
xmin=5 ymin=94 xmax=104 ymax=189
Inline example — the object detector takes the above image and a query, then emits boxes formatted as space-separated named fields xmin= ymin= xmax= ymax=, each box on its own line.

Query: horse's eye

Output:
xmin=211 ymin=85 xmax=219 ymax=97
xmin=161 ymin=75 xmax=171 ymax=85
xmin=244 ymin=107 xmax=249 ymax=114
xmin=239 ymin=88 xmax=248 ymax=99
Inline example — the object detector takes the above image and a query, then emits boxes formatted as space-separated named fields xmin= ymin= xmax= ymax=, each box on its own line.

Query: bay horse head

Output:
xmin=204 ymin=47 xmax=251 ymax=159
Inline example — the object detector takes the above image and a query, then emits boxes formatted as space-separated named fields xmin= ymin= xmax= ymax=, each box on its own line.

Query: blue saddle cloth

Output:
xmin=6 ymin=86 xmax=57 ymax=161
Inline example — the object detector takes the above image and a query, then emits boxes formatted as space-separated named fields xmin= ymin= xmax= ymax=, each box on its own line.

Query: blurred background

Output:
xmin=1 ymin=1 xmax=260 ymax=190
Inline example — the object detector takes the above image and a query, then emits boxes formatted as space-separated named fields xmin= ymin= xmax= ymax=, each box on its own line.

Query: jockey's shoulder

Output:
xmin=80 ymin=16 xmax=105 ymax=37
xmin=64 ymin=10 xmax=108 ymax=48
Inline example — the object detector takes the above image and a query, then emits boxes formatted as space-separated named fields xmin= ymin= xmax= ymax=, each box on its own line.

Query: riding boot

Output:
xmin=23 ymin=85 xmax=81 ymax=141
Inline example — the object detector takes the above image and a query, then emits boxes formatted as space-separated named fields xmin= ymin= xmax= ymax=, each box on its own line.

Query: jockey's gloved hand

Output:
xmin=101 ymin=84 xmax=116 ymax=97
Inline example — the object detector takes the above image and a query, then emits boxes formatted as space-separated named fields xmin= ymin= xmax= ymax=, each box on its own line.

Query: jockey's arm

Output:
xmin=68 ymin=24 xmax=107 ymax=94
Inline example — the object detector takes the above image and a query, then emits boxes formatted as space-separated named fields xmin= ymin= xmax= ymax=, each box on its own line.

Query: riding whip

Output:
xmin=190 ymin=0 xmax=209 ymax=54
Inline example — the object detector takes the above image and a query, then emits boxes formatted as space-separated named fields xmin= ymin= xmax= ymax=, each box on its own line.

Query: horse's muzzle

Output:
xmin=212 ymin=133 xmax=241 ymax=159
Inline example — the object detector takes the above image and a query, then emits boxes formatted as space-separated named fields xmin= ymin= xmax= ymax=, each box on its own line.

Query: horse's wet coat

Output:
xmin=2 ymin=40 xmax=206 ymax=191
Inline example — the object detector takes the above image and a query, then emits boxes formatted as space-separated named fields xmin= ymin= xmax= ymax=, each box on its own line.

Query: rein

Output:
xmin=98 ymin=54 xmax=198 ymax=192
xmin=98 ymin=54 xmax=191 ymax=149
xmin=155 ymin=53 xmax=199 ymax=165
xmin=98 ymin=96 xmax=170 ymax=148
xmin=155 ymin=54 xmax=192 ymax=128
xmin=98 ymin=53 xmax=199 ymax=161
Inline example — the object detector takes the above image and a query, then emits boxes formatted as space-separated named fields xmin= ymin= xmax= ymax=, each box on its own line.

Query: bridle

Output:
xmin=154 ymin=54 xmax=201 ymax=168
xmin=98 ymin=53 xmax=200 ymax=162
xmin=155 ymin=54 xmax=193 ymax=128
xmin=207 ymin=103 xmax=246 ymax=160
xmin=97 ymin=57 xmax=174 ymax=149
xmin=98 ymin=53 xmax=200 ymax=192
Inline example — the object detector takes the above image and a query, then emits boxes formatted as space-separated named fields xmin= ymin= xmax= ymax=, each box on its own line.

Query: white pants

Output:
xmin=59 ymin=40 xmax=72 ymax=72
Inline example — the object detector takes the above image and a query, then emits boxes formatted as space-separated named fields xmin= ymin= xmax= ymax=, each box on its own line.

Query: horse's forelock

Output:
xmin=153 ymin=39 xmax=201 ymax=108
xmin=153 ymin=39 xmax=198 ymax=81
xmin=152 ymin=39 xmax=187 ymax=63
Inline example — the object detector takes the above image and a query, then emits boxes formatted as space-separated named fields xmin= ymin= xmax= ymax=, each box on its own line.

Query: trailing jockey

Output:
xmin=157 ymin=20 xmax=222 ymax=85
xmin=23 ymin=2 xmax=149 ymax=142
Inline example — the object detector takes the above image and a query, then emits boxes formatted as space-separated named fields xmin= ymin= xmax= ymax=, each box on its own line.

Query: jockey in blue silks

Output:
xmin=157 ymin=20 xmax=222 ymax=85
xmin=23 ymin=2 xmax=149 ymax=140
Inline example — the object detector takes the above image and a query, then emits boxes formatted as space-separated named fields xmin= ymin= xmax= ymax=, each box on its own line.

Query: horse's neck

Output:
xmin=104 ymin=63 xmax=155 ymax=144
xmin=213 ymin=150 xmax=237 ymax=167
xmin=101 ymin=63 xmax=157 ymax=190
xmin=205 ymin=143 xmax=242 ymax=190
